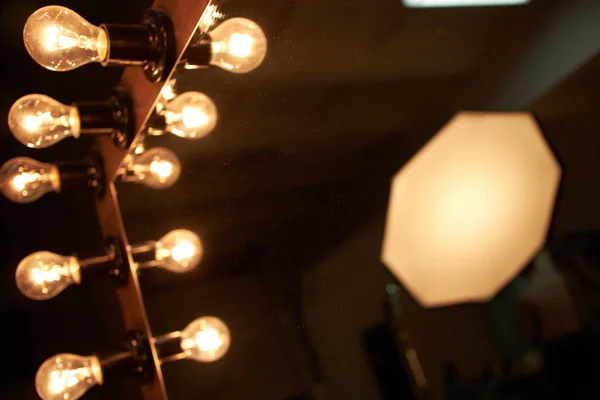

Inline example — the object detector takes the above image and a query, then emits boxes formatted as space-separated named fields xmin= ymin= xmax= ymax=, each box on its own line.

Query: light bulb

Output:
xmin=36 ymin=353 xmax=103 ymax=400
xmin=16 ymin=251 xmax=80 ymax=300
xmin=160 ymin=92 xmax=217 ymax=139
xmin=0 ymin=157 xmax=60 ymax=203
xmin=180 ymin=316 xmax=231 ymax=362
xmin=155 ymin=229 xmax=203 ymax=272
xmin=24 ymin=6 xmax=108 ymax=71
xmin=127 ymin=147 xmax=181 ymax=189
xmin=8 ymin=94 xmax=81 ymax=148
xmin=209 ymin=18 xmax=267 ymax=73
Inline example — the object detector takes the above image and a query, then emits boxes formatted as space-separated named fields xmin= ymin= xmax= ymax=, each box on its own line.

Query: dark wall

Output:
xmin=1 ymin=0 xmax=600 ymax=399
xmin=0 ymin=1 xmax=150 ymax=398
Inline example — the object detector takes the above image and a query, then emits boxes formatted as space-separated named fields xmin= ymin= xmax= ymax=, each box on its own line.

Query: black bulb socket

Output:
xmin=154 ymin=334 xmax=182 ymax=361
xmin=55 ymin=152 xmax=105 ymax=196
xmin=146 ymin=113 xmax=167 ymax=135
xmin=99 ymin=331 xmax=155 ymax=382
xmin=100 ymin=8 xmax=175 ymax=83
xmin=73 ymin=88 xmax=134 ymax=148
xmin=78 ymin=236 xmax=129 ymax=286
xmin=180 ymin=35 xmax=212 ymax=70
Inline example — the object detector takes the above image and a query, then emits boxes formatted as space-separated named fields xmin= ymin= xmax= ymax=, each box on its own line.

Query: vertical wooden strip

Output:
xmin=94 ymin=1 xmax=210 ymax=399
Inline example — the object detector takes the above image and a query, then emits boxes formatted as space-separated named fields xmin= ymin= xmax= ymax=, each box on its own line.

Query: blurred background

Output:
xmin=1 ymin=0 xmax=600 ymax=399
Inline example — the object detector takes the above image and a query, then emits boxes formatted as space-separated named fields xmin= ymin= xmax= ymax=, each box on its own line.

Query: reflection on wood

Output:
xmin=94 ymin=181 xmax=167 ymax=400
xmin=93 ymin=1 xmax=211 ymax=399
xmin=102 ymin=0 xmax=211 ymax=180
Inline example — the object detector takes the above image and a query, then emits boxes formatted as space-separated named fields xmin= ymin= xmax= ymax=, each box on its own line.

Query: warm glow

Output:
xmin=49 ymin=369 xmax=81 ymax=394
xmin=127 ymin=147 xmax=181 ymax=189
xmin=149 ymin=160 xmax=174 ymax=179
xmin=180 ymin=316 xmax=230 ymax=362
xmin=196 ymin=328 xmax=223 ymax=352
xmin=49 ymin=371 xmax=67 ymax=393
xmin=43 ymin=25 xmax=77 ymax=51
xmin=31 ymin=267 xmax=62 ymax=285
xmin=16 ymin=252 xmax=80 ymax=300
xmin=36 ymin=354 xmax=102 ymax=400
xmin=229 ymin=33 xmax=254 ymax=57
xmin=154 ymin=229 xmax=203 ymax=272
xmin=207 ymin=18 xmax=267 ymax=73
xmin=171 ymin=241 xmax=196 ymax=262
xmin=8 ymin=94 xmax=82 ymax=149
xmin=182 ymin=106 xmax=209 ymax=129
xmin=20 ymin=111 xmax=76 ymax=136
xmin=160 ymin=91 xmax=217 ymax=139
xmin=1 ymin=157 xmax=61 ymax=203
xmin=43 ymin=26 xmax=60 ymax=50
xmin=381 ymin=112 xmax=561 ymax=307
xmin=40 ymin=22 xmax=106 ymax=56
xmin=23 ymin=115 xmax=43 ymax=132
xmin=24 ymin=6 xmax=109 ymax=71
xmin=12 ymin=172 xmax=39 ymax=192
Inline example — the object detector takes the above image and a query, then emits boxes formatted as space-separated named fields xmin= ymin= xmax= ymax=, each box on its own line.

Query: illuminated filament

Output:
xmin=149 ymin=160 xmax=174 ymax=180
xmin=22 ymin=111 xmax=74 ymax=133
xmin=181 ymin=107 xmax=209 ymax=129
xmin=31 ymin=266 xmax=63 ymax=287
xmin=48 ymin=368 xmax=92 ymax=394
xmin=12 ymin=172 xmax=42 ymax=192
xmin=43 ymin=25 xmax=94 ymax=52
xmin=228 ymin=34 xmax=254 ymax=57
xmin=23 ymin=115 xmax=43 ymax=132
xmin=196 ymin=328 xmax=223 ymax=352
xmin=171 ymin=240 xmax=196 ymax=262
xmin=211 ymin=33 xmax=255 ymax=59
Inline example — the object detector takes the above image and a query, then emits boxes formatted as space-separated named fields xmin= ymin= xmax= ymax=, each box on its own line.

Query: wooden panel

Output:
xmin=102 ymin=0 xmax=211 ymax=179
xmin=93 ymin=1 xmax=211 ymax=399
xmin=95 ymin=182 xmax=167 ymax=400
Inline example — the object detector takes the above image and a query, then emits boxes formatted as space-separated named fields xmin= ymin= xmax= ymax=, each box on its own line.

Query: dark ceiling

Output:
xmin=1 ymin=0 xmax=600 ymax=399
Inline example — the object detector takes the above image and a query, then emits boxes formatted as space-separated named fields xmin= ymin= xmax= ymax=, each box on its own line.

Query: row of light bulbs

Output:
xmin=8 ymin=90 xmax=217 ymax=149
xmin=23 ymin=6 xmax=266 ymax=74
xmin=1 ymin=5 xmax=267 ymax=203
xmin=29 ymin=230 xmax=231 ymax=400
xmin=3 ymin=4 xmax=267 ymax=400
xmin=17 ymin=229 xmax=203 ymax=300
xmin=0 ymin=89 xmax=216 ymax=202
xmin=37 ymin=315 xmax=231 ymax=400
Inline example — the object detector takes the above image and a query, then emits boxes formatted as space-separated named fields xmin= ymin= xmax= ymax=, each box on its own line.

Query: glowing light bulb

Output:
xmin=180 ymin=316 xmax=230 ymax=362
xmin=155 ymin=229 xmax=203 ymax=272
xmin=36 ymin=353 xmax=103 ymax=400
xmin=127 ymin=147 xmax=181 ymax=189
xmin=160 ymin=92 xmax=217 ymax=139
xmin=16 ymin=251 xmax=81 ymax=300
xmin=209 ymin=18 xmax=267 ymax=73
xmin=0 ymin=157 xmax=60 ymax=203
xmin=24 ymin=6 xmax=108 ymax=71
xmin=8 ymin=94 xmax=81 ymax=148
